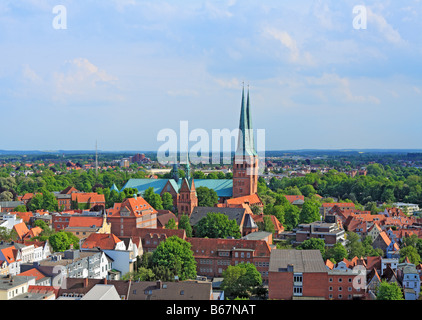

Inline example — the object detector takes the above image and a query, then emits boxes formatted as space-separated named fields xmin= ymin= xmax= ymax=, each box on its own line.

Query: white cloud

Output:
xmin=22 ymin=65 xmax=42 ymax=84
xmin=214 ymin=77 xmax=241 ymax=89
xmin=263 ymin=27 xmax=314 ymax=65
xmin=306 ymin=73 xmax=381 ymax=105
xmin=54 ymin=58 xmax=117 ymax=96
xmin=367 ymin=7 xmax=405 ymax=45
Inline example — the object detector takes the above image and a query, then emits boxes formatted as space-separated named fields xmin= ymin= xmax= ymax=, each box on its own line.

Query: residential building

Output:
xmin=0 ymin=275 xmax=36 ymax=300
xmin=132 ymin=228 xmax=186 ymax=253
xmin=189 ymin=206 xmax=257 ymax=237
xmin=0 ymin=244 xmax=21 ymax=276
xmin=64 ymin=213 xmax=111 ymax=240
xmin=321 ymin=202 xmax=355 ymax=218
xmin=397 ymin=262 xmax=421 ymax=300
xmin=0 ymin=201 xmax=25 ymax=213
xmin=37 ymin=249 xmax=111 ymax=280
xmin=128 ymin=279 xmax=214 ymax=300
xmin=294 ymin=220 xmax=346 ymax=247
xmin=107 ymin=195 xmax=158 ymax=237
xmin=187 ymin=237 xmax=272 ymax=282
xmin=268 ymin=249 xmax=328 ymax=300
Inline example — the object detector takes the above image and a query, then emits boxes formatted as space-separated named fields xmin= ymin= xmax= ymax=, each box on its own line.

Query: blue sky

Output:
xmin=1 ymin=0 xmax=422 ymax=152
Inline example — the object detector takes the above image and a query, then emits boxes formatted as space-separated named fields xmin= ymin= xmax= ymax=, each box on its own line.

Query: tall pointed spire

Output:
xmin=236 ymin=83 xmax=256 ymax=156
xmin=185 ymin=151 xmax=191 ymax=180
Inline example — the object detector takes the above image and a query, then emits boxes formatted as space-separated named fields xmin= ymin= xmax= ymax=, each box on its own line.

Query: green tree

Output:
xmin=13 ymin=205 xmax=28 ymax=212
xmin=196 ymin=186 xmax=218 ymax=207
xmin=299 ymin=199 xmax=321 ymax=224
xmin=298 ymin=238 xmax=326 ymax=256
xmin=161 ymin=192 xmax=174 ymax=211
xmin=257 ymin=215 xmax=275 ymax=233
xmin=49 ymin=232 xmax=70 ymax=252
xmin=399 ymin=246 xmax=421 ymax=265
xmin=284 ymin=204 xmax=300 ymax=230
xmin=376 ymin=281 xmax=404 ymax=300
xmin=151 ymin=236 xmax=197 ymax=281
xmin=27 ymin=188 xmax=58 ymax=212
xmin=49 ymin=231 xmax=79 ymax=252
xmin=165 ymin=218 xmax=178 ymax=230
xmin=194 ymin=212 xmax=241 ymax=239
xmin=0 ymin=191 xmax=13 ymax=201
xmin=0 ymin=227 xmax=18 ymax=242
xmin=324 ymin=243 xmax=348 ymax=263
xmin=178 ymin=214 xmax=192 ymax=237
xmin=221 ymin=263 xmax=262 ymax=298
xmin=123 ymin=267 xmax=156 ymax=281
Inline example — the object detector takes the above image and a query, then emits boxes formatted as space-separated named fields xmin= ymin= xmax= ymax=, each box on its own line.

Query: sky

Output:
xmin=0 ymin=0 xmax=422 ymax=152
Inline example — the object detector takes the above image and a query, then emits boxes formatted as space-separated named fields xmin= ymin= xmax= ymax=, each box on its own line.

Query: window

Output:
xmin=293 ymin=287 xmax=302 ymax=295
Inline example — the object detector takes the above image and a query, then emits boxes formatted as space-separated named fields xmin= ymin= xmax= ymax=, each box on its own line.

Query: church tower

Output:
xmin=177 ymin=153 xmax=198 ymax=215
xmin=232 ymin=85 xmax=259 ymax=198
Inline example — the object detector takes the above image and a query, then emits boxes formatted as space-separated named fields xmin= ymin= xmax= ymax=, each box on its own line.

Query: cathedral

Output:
xmin=120 ymin=86 xmax=259 ymax=215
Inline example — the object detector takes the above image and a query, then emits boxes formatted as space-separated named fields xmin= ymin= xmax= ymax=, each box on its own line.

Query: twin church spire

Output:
xmin=236 ymin=84 xmax=257 ymax=157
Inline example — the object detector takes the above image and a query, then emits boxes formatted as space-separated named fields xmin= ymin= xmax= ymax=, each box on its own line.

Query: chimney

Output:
xmin=104 ymin=278 xmax=108 ymax=285
xmin=84 ymin=277 xmax=89 ymax=288
xmin=156 ymin=280 xmax=162 ymax=289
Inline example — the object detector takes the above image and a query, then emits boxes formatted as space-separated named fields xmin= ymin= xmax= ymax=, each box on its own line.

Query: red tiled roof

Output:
xmin=109 ymin=197 xmax=158 ymax=217
xmin=67 ymin=216 xmax=104 ymax=228
xmin=18 ymin=268 xmax=47 ymax=281
xmin=71 ymin=192 xmax=105 ymax=204
xmin=251 ymin=214 xmax=284 ymax=233
xmin=28 ymin=285 xmax=59 ymax=298
xmin=16 ymin=212 xmax=33 ymax=223
xmin=81 ymin=233 xmax=123 ymax=250
xmin=0 ymin=246 xmax=17 ymax=264
xmin=284 ymin=195 xmax=305 ymax=204
xmin=226 ymin=194 xmax=263 ymax=206
xmin=322 ymin=202 xmax=355 ymax=208
xmin=13 ymin=222 xmax=30 ymax=239
xmin=132 ymin=228 xmax=186 ymax=240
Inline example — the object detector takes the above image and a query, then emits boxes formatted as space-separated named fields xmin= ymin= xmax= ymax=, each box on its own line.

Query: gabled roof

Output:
xmin=111 ymin=196 xmax=158 ymax=217
xmin=325 ymin=259 xmax=335 ymax=270
xmin=81 ymin=233 xmax=123 ymax=250
xmin=156 ymin=210 xmax=178 ymax=228
xmin=60 ymin=186 xmax=79 ymax=195
xmin=0 ymin=246 xmax=18 ymax=264
xmin=71 ymin=193 xmax=105 ymax=204
xmin=13 ymin=222 xmax=30 ymax=240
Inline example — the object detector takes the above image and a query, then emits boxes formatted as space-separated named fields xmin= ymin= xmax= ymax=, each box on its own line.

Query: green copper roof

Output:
xmin=110 ymin=183 xmax=119 ymax=192
xmin=121 ymin=178 xmax=233 ymax=198
xmin=236 ymin=86 xmax=257 ymax=157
